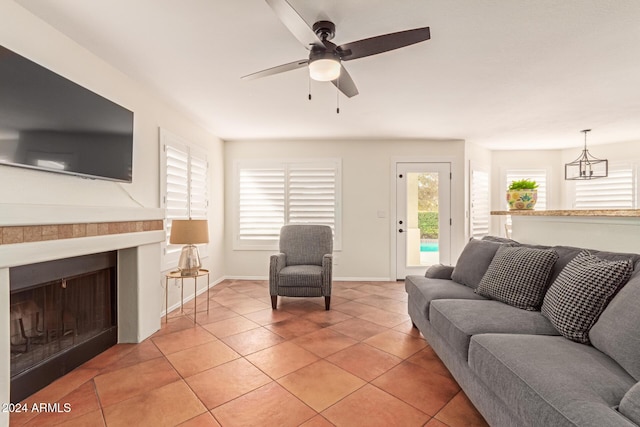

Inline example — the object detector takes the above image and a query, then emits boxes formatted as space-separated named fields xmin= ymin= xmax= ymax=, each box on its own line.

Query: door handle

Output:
xmin=398 ymin=229 xmax=404 ymax=233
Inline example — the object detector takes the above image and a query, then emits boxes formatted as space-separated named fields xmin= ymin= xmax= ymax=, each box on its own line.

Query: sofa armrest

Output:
xmin=322 ymin=254 xmax=333 ymax=295
xmin=425 ymin=264 xmax=455 ymax=280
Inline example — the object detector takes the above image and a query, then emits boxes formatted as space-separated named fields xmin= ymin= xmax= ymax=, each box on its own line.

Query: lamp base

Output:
xmin=178 ymin=244 xmax=202 ymax=276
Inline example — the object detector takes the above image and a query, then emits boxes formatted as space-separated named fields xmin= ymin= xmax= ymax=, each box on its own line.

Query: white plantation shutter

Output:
xmin=165 ymin=144 xmax=189 ymax=219
xmin=236 ymin=159 xmax=341 ymax=249
xmin=574 ymin=166 xmax=635 ymax=209
xmin=470 ymin=169 xmax=490 ymax=238
xmin=239 ymin=168 xmax=285 ymax=241
xmin=288 ymin=166 xmax=336 ymax=228
xmin=160 ymin=130 xmax=209 ymax=269
xmin=164 ymin=144 xmax=190 ymax=260
xmin=189 ymin=149 xmax=209 ymax=219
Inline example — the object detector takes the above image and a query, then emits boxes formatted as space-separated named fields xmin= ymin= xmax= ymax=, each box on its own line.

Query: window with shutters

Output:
xmin=234 ymin=159 xmax=341 ymax=250
xmin=470 ymin=169 xmax=490 ymax=239
xmin=572 ymin=164 xmax=635 ymax=209
xmin=160 ymin=129 xmax=209 ymax=269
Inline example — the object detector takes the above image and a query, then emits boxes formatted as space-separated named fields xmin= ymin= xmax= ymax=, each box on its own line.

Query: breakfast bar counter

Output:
xmin=490 ymin=209 xmax=640 ymax=253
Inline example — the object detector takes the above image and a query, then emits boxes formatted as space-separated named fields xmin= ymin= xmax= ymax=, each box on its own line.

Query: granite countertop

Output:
xmin=490 ymin=209 xmax=640 ymax=217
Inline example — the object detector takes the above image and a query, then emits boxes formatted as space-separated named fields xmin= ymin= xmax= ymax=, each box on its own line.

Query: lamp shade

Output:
xmin=170 ymin=219 xmax=209 ymax=244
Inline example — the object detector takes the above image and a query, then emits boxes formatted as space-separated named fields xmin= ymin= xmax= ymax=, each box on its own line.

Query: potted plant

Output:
xmin=507 ymin=179 xmax=538 ymax=210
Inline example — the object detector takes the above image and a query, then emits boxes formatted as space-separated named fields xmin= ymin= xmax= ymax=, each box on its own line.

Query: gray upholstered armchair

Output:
xmin=269 ymin=224 xmax=333 ymax=310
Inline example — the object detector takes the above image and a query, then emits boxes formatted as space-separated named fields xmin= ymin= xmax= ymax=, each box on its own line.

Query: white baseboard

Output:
xmin=221 ymin=275 xmax=267 ymax=281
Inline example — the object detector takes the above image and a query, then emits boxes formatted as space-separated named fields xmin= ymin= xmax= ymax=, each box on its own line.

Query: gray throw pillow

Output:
xmin=451 ymin=239 xmax=504 ymax=289
xmin=476 ymin=245 xmax=558 ymax=311
xmin=620 ymin=382 xmax=640 ymax=425
xmin=425 ymin=264 xmax=454 ymax=279
xmin=541 ymin=250 xmax=633 ymax=344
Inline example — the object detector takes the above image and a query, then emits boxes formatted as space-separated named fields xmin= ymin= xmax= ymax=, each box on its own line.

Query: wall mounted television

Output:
xmin=0 ymin=45 xmax=134 ymax=182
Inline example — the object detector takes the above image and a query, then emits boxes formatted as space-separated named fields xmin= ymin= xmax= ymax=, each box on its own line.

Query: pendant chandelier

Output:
xmin=564 ymin=129 xmax=608 ymax=180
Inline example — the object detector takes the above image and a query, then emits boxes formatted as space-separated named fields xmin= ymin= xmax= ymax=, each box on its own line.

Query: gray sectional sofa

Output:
xmin=405 ymin=237 xmax=640 ymax=427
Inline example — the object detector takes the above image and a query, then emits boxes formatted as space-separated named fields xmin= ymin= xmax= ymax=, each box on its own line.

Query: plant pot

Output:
xmin=506 ymin=189 xmax=538 ymax=210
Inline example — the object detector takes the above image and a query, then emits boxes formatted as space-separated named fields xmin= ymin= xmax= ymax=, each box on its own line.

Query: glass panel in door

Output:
xmin=396 ymin=162 xmax=451 ymax=279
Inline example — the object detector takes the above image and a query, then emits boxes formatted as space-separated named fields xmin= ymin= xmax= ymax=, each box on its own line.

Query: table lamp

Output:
xmin=169 ymin=219 xmax=209 ymax=276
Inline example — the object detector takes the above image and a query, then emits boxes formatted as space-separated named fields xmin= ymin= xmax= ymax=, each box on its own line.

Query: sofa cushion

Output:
xmin=551 ymin=245 xmax=640 ymax=286
xmin=425 ymin=264 xmax=454 ymax=279
xmin=590 ymin=269 xmax=640 ymax=381
xmin=481 ymin=235 xmax=520 ymax=245
xmin=469 ymin=334 xmax=637 ymax=427
xmin=404 ymin=275 xmax=486 ymax=320
xmin=279 ymin=224 xmax=332 ymax=266
xmin=429 ymin=299 xmax=558 ymax=360
xmin=541 ymin=250 xmax=633 ymax=344
xmin=451 ymin=239 xmax=504 ymax=289
xmin=547 ymin=245 xmax=582 ymax=283
xmin=278 ymin=265 xmax=322 ymax=287
xmin=476 ymin=245 xmax=558 ymax=310
xmin=620 ymin=382 xmax=640 ymax=425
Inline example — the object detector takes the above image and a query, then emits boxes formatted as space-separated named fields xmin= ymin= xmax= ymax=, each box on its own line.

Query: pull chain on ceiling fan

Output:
xmin=242 ymin=0 xmax=431 ymax=99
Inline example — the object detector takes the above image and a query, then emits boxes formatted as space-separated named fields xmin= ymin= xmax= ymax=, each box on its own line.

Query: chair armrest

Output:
xmin=269 ymin=253 xmax=286 ymax=294
xmin=322 ymin=254 xmax=333 ymax=295
xmin=270 ymin=253 xmax=286 ymax=271
xmin=322 ymin=254 xmax=333 ymax=268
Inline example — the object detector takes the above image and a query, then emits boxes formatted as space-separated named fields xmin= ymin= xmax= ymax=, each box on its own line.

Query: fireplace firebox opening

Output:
xmin=9 ymin=251 xmax=117 ymax=403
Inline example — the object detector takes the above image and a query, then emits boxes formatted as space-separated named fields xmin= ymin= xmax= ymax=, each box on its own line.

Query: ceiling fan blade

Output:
xmin=338 ymin=27 xmax=430 ymax=61
xmin=241 ymin=59 xmax=308 ymax=80
xmin=331 ymin=65 xmax=359 ymax=98
xmin=265 ymin=0 xmax=323 ymax=49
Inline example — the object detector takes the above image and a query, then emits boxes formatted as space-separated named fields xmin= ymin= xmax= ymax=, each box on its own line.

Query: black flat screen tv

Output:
xmin=0 ymin=45 xmax=134 ymax=182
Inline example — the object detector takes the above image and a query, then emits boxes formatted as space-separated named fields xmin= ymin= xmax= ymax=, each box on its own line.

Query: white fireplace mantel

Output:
xmin=0 ymin=230 xmax=164 ymax=269
xmin=1 ymin=217 xmax=165 ymax=414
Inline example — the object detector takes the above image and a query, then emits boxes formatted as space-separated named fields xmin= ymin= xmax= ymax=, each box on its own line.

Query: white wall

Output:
xmin=0 ymin=2 xmax=225 ymax=327
xmin=224 ymin=139 xmax=466 ymax=280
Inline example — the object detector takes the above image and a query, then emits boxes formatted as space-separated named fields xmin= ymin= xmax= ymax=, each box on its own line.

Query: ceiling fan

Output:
xmin=242 ymin=0 xmax=431 ymax=98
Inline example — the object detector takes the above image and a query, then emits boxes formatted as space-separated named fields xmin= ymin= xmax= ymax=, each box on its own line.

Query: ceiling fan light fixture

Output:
xmin=309 ymin=58 xmax=341 ymax=82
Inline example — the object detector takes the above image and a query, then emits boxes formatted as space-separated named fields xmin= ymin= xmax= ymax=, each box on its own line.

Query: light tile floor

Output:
xmin=10 ymin=280 xmax=488 ymax=427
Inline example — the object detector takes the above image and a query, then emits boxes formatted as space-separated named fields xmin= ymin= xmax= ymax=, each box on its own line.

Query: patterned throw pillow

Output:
xmin=476 ymin=246 xmax=558 ymax=310
xmin=541 ymin=250 xmax=633 ymax=344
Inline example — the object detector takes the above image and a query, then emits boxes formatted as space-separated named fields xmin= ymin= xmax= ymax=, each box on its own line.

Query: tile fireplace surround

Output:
xmin=0 ymin=220 xmax=163 ymax=245
xmin=0 ymin=204 xmax=166 ymax=425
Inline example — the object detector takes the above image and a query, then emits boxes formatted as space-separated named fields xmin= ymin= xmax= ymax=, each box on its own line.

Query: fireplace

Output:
xmin=9 ymin=252 xmax=117 ymax=403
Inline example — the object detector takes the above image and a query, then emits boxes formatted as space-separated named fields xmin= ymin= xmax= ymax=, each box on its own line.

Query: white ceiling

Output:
xmin=16 ymin=0 xmax=640 ymax=149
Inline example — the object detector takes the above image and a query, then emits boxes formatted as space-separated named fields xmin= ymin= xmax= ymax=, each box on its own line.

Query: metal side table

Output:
xmin=164 ymin=269 xmax=210 ymax=324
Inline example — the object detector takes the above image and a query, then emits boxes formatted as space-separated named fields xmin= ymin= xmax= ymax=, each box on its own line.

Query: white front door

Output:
xmin=395 ymin=162 xmax=451 ymax=279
